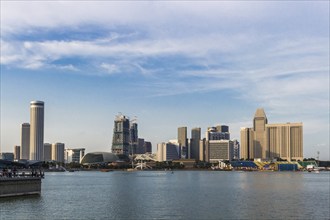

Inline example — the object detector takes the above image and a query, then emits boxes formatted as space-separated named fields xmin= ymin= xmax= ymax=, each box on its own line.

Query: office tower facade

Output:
xmin=266 ymin=123 xmax=303 ymax=161
xmin=65 ymin=148 xmax=85 ymax=163
xmin=191 ymin=127 xmax=201 ymax=160
xmin=44 ymin=143 xmax=52 ymax=162
xmin=157 ymin=142 xmax=180 ymax=162
xmin=30 ymin=101 xmax=44 ymax=161
xmin=206 ymin=126 xmax=230 ymax=141
xmin=253 ymin=108 xmax=268 ymax=158
xmin=199 ymin=138 xmax=208 ymax=162
xmin=178 ymin=127 xmax=188 ymax=158
xmin=207 ymin=140 xmax=234 ymax=162
xmin=129 ymin=122 xmax=138 ymax=155
xmin=20 ymin=123 xmax=30 ymax=160
xmin=144 ymin=141 xmax=152 ymax=153
xmin=112 ymin=114 xmax=130 ymax=155
xmin=14 ymin=146 xmax=21 ymax=160
xmin=52 ymin=143 xmax=65 ymax=163
xmin=240 ymin=108 xmax=303 ymax=161
xmin=1 ymin=153 xmax=14 ymax=161
xmin=232 ymin=140 xmax=240 ymax=160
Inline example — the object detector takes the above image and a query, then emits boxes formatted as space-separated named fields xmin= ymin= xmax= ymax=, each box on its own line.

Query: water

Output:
xmin=1 ymin=171 xmax=329 ymax=219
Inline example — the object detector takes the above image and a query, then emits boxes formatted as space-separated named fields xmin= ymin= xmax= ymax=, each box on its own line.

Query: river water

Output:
xmin=0 ymin=171 xmax=329 ymax=219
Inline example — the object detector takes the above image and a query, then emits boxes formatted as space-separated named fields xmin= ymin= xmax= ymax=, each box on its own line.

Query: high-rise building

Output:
xmin=240 ymin=108 xmax=303 ymax=161
xmin=240 ymin=127 xmax=254 ymax=159
xmin=144 ymin=141 xmax=152 ymax=153
xmin=65 ymin=148 xmax=85 ymax=163
xmin=136 ymin=138 xmax=146 ymax=154
xmin=232 ymin=140 xmax=240 ymax=160
xmin=253 ymin=108 xmax=268 ymax=158
xmin=157 ymin=142 xmax=180 ymax=161
xmin=129 ymin=122 xmax=138 ymax=155
xmin=52 ymin=143 xmax=65 ymax=163
xmin=112 ymin=114 xmax=130 ymax=155
xmin=207 ymin=140 xmax=234 ymax=162
xmin=206 ymin=126 xmax=230 ymax=141
xmin=266 ymin=123 xmax=303 ymax=161
xmin=30 ymin=101 xmax=44 ymax=161
xmin=20 ymin=123 xmax=30 ymax=160
xmin=44 ymin=143 xmax=52 ymax=162
xmin=190 ymin=127 xmax=201 ymax=160
xmin=14 ymin=146 xmax=21 ymax=160
xmin=178 ymin=127 xmax=188 ymax=158
xmin=199 ymin=138 xmax=208 ymax=162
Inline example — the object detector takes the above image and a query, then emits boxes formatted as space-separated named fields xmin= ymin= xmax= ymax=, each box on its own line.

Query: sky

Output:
xmin=0 ymin=1 xmax=329 ymax=160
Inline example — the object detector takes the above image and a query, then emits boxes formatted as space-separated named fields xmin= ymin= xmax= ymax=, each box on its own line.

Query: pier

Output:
xmin=0 ymin=177 xmax=41 ymax=197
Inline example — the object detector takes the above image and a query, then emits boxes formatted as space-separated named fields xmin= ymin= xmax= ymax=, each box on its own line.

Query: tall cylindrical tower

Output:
xmin=30 ymin=101 xmax=44 ymax=161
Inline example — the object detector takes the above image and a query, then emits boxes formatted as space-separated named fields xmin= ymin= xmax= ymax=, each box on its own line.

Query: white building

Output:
xmin=157 ymin=142 xmax=180 ymax=162
xmin=30 ymin=101 xmax=44 ymax=161
xmin=65 ymin=148 xmax=85 ymax=163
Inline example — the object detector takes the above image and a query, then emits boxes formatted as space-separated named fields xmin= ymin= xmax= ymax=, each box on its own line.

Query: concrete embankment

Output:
xmin=0 ymin=177 xmax=41 ymax=198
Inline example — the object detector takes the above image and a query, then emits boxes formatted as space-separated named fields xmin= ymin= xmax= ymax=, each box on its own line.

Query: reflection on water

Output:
xmin=0 ymin=171 xmax=329 ymax=219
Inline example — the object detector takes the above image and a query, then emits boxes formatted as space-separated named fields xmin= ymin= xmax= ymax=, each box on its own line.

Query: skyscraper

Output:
xmin=253 ymin=108 xmax=268 ymax=158
xmin=112 ymin=114 xmax=130 ymax=155
xmin=129 ymin=122 xmax=138 ymax=155
xmin=191 ymin=127 xmax=201 ymax=160
xmin=144 ymin=141 xmax=152 ymax=153
xmin=52 ymin=143 xmax=65 ymax=163
xmin=20 ymin=123 xmax=30 ymax=160
xmin=266 ymin=123 xmax=303 ymax=161
xmin=240 ymin=108 xmax=303 ymax=161
xmin=44 ymin=143 xmax=52 ymax=162
xmin=30 ymin=101 xmax=44 ymax=161
xmin=178 ymin=127 xmax=188 ymax=158
xmin=14 ymin=146 xmax=21 ymax=160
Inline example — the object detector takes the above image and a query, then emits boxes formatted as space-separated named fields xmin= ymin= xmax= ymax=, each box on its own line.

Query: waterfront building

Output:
xmin=65 ymin=148 xmax=85 ymax=163
xmin=111 ymin=114 xmax=130 ymax=155
xmin=190 ymin=127 xmax=201 ymax=160
xmin=43 ymin=143 xmax=52 ymax=162
xmin=1 ymin=153 xmax=14 ymax=161
xmin=157 ymin=142 xmax=180 ymax=162
xmin=137 ymin=138 xmax=145 ymax=154
xmin=129 ymin=122 xmax=138 ymax=155
xmin=144 ymin=141 xmax=152 ymax=153
xmin=253 ymin=108 xmax=268 ymax=159
xmin=30 ymin=101 xmax=44 ymax=161
xmin=52 ymin=143 xmax=65 ymax=163
xmin=266 ymin=123 xmax=303 ymax=161
xmin=199 ymin=138 xmax=208 ymax=162
xmin=14 ymin=146 xmax=20 ymax=160
xmin=20 ymin=123 xmax=30 ymax=160
xmin=232 ymin=140 xmax=240 ymax=160
xmin=80 ymin=152 xmax=120 ymax=165
xmin=207 ymin=140 xmax=234 ymax=162
xmin=240 ymin=108 xmax=303 ymax=161
xmin=178 ymin=127 xmax=188 ymax=159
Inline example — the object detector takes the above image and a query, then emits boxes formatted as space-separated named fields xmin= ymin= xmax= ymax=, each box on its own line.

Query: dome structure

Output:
xmin=80 ymin=152 xmax=119 ymax=164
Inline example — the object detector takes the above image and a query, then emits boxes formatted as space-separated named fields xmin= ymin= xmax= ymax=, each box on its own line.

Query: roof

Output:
xmin=254 ymin=108 xmax=267 ymax=118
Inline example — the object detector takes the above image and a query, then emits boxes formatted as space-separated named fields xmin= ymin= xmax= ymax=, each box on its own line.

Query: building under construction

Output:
xmin=112 ymin=114 xmax=142 ymax=156
xmin=111 ymin=114 xmax=130 ymax=155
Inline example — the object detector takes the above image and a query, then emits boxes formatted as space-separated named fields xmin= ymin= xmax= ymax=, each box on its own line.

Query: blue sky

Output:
xmin=1 ymin=1 xmax=329 ymax=160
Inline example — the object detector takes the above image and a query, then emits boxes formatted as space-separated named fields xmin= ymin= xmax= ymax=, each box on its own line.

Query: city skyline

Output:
xmin=1 ymin=2 xmax=329 ymax=160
